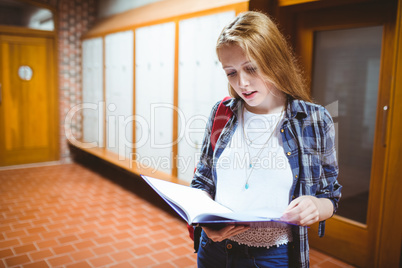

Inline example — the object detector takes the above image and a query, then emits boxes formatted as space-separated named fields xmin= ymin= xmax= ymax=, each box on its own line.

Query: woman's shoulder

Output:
xmin=289 ymin=99 xmax=334 ymax=125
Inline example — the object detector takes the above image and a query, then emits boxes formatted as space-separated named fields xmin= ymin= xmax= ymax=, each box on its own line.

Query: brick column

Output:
xmin=57 ymin=0 xmax=98 ymax=162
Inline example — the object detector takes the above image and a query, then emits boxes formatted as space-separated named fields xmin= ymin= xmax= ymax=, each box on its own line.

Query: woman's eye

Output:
xmin=246 ymin=67 xmax=257 ymax=73
xmin=226 ymin=71 xmax=236 ymax=77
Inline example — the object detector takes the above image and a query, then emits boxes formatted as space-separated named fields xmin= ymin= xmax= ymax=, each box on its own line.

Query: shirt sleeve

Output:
xmin=316 ymin=107 xmax=342 ymax=213
xmin=315 ymin=107 xmax=342 ymax=237
xmin=190 ymin=101 xmax=220 ymax=197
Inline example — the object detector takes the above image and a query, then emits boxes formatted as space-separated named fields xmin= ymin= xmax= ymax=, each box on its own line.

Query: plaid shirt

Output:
xmin=191 ymin=97 xmax=342 ymax=267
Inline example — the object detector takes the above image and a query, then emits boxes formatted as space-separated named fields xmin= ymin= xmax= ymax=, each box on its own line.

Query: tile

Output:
xmin=65 ymin=261 xmax=92 ymax=268
xmin=5 ymin=230 xmax=28 ymax=239
xmin=53 ymin=244 xmax=76 ymax=255
xmin=89 ymin=255 xmax=115 ymax=267
xmin=151 ymin=262 xmax=176 ymax=268
xmin=131 ymin=256 xmax=157 ymax=267
xmin=110 ymin=250 xmax=134 ymax=262
xmin=71 ymin=249 xmax=95 ymax=261
xmin=58 ymin=235 xmax=80 ymax=244
xmin=0 ymin=248 xmax=14 ymax=258
xmin=74 ymin=240 xmax=96 ymax=250
xmin=92 ymin=245 xmax=116 ymax=255
xmin=171 ymin=245 xmax=192 ymax=257
xmin=5 ymin=254 xmax=31 ymax=266
xmin=149 ymin=241 xmax=171 ymax=252
xmin=0 ymin=239 xmax=20 ymax=249
xmin=21 ymin=234 xmax=42 ymax=244
xmin=29 ymin=249 xmax=54 ymax=261
xmin=131 ymin=245 xmax=153 ymax=256
xmin=94 ymin=235 xmax=115 ymax=245
xmin=109 ymin=261 xmax=133 ymax=268
xmin=48 ymin=255 xmax=73 ymax=266
xmin=23 ymin=260 xmax=50 ymax=268
xmin=36 ymin=239 xmax=59 ymax=249
xmin=171 ymin=255 xmax=197 ymax=267
xmin=151 ymin=251 xmax=175 ymax=263
xmin=14 ymin=243 xmax=37 ymax=254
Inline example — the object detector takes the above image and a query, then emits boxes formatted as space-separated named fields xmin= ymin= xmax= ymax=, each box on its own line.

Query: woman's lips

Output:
xmin=242 ymin=91 xmax=257 ymax=99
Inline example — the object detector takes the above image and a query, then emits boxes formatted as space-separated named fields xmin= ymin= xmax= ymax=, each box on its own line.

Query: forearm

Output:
xmin=314 ymin=197 xmax=334 ymax=222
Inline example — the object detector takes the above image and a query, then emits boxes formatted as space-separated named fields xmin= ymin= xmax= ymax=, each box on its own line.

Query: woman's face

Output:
xmin=218 ymin=44 xmax=280 ymax=114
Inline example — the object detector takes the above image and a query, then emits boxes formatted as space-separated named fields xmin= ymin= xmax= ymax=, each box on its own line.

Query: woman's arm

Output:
xmin=191 ymin=101 xmax=220 ymax=196
xmin=281 ymin=106 xmax=342 ymax=227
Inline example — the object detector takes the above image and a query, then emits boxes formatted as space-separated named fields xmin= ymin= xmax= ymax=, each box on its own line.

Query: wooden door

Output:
xmin=293 ymin=1 xmax=398 ymax=267
xmin=0 ymin=35 xmax=58 ymax=166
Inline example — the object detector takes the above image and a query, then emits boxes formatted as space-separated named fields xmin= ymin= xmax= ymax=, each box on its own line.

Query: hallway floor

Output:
xmin=0 ymin=163 xmax=354 ymax=268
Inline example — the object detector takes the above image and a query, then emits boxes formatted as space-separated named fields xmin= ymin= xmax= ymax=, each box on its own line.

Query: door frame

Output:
xmin=280 ymin=0 xmax=398 ymax=267
xmin=375 ymin=1 xmax=402 ymax=266
xmin=0 ymin=25 xmax=59 ymax=166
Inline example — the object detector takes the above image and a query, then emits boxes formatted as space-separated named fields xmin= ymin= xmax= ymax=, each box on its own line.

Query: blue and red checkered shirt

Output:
xmin=191 ymin=97 xmax=342 ymax=267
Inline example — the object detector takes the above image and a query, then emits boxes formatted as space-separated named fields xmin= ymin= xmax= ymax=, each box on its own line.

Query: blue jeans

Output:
xmin=197 ymin=231 xmax=291 ymax=268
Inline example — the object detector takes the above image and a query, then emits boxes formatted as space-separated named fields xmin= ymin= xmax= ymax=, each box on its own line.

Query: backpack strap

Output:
xmin=210 ymin=96 xmax=233 ymax=151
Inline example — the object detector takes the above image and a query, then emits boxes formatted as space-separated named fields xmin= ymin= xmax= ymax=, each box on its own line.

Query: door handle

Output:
xmin=382 ymin=105 xmax=389 ymax=147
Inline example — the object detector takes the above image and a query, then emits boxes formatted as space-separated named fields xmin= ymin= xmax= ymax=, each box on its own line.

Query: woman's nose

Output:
xmin=238 ymin=72 xmax=250 ymax=87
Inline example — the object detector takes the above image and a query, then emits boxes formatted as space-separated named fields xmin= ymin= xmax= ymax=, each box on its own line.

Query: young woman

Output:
xmin=191 ymin=11 xmax=342 ymax=267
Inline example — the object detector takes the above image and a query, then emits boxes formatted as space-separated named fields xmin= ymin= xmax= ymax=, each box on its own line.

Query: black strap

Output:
xmin=193 ymin=226 xmax=202 ymax=253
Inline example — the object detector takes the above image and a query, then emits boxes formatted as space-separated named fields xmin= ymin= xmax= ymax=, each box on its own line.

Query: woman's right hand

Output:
xmin=202 ymin=225 xmax=249 ymax=242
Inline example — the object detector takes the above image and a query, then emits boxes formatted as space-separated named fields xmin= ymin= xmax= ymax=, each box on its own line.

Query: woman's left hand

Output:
xmin=280 ymin=196 xmax=333 ymax=226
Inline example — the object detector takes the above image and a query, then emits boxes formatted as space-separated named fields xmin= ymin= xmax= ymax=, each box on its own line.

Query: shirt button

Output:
xmin=226 ymin=243 xmax=232 ymax=249
xmin=295 ymin=175 xmax=298 ymax=178
xmin=287 ymin=152 xmax=291 ymax=156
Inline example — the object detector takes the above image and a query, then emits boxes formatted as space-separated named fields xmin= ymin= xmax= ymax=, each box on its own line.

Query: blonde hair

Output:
xmin=216 ymin=11 xmax=311 ymax=102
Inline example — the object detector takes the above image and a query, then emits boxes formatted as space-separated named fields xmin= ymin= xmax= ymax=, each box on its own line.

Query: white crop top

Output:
xmin=215 ymin=108 xmax=293 ymax=248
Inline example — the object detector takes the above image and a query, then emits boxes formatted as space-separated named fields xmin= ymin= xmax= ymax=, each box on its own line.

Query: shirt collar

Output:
xmin=286 ymin=98 xmax=308 ymax=119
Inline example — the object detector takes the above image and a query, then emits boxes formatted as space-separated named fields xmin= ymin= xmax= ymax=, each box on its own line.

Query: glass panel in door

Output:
xmin=311 ymin=26 xmax=383 ymax=224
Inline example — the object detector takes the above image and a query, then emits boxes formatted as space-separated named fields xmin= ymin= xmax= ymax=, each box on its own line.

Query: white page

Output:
xmin=142 ymin=176 xmax=286 ymax=226
xmin=143 ymin=176 xmax=232 ymax=223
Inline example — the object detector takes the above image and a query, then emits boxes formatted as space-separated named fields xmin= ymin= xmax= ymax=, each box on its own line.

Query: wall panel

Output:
xmin=105 ymin=31 xmax=134 ymax=158
xmin=82 ymin=37 xmax=104 ymax=147
xmin=177 ymin=11 xmax=235 ymax=181
xmin=135 ymin=22 xmax=175 ymax=174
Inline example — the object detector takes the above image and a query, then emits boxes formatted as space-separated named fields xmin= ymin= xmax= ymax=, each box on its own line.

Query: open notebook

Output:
xmin=141 ymin=175 xmax=292 ymax=228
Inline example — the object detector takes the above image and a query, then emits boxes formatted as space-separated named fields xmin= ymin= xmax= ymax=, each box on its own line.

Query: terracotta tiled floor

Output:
xmin=0 ymin=163 xmax=353 ymax=267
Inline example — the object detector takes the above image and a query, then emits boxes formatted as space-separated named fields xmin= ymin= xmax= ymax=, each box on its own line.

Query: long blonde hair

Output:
xmin=216 ymin=11 xmax=311 ymax=102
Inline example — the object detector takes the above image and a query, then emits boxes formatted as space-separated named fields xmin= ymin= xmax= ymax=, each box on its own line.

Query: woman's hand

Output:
xmin=202 ymin=225 xmax=250 ymax=242
xmin=280 ymin=196 xmax=334 ymax=226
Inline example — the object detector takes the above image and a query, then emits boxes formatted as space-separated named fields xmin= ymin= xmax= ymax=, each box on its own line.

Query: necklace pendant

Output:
xmin=245 ymin=183 xmax=249 ymax=190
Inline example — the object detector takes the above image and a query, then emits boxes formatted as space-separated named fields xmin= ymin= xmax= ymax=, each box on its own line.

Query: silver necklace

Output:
xmin=242 ymin=107 xmax=284 ymax=190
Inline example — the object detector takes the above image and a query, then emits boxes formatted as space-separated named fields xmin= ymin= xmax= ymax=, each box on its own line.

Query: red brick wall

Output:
xmin=31 ymin=0 xmax=98 ymax=162
xmin=57 ymin=0 xmax=98 ymax=161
